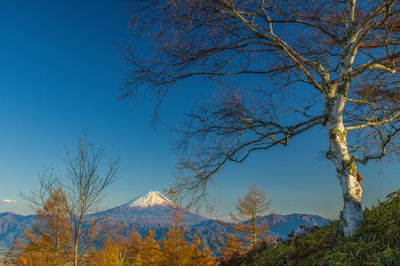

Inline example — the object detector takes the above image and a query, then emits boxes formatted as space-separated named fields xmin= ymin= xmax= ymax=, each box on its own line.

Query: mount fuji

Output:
xmin=93 ymin=191 xmax=208 ymax=225
xmin=121 ymin=191 xmax=175 ymax=208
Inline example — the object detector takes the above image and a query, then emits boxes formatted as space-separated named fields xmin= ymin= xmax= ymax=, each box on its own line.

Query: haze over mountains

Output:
xmin=0 ymin=191 xmax=329 ymax=251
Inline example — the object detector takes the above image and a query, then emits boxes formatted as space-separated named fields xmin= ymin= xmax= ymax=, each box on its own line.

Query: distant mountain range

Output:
xmin=0 ymin=191 xmax=330 ymax=252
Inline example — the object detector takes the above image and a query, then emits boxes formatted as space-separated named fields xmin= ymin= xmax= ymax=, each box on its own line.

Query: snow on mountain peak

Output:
xmin=123 ymin=191 xmax=175 ymax=208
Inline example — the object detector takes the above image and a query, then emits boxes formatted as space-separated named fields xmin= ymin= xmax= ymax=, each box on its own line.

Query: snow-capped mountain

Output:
xmin=120 ymin=191 xmax=176 ymax=208
xmin=93 ymin=191 xmax=208 ymax=226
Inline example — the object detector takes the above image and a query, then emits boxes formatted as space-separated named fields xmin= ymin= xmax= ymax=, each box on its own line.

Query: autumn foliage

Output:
xmin=6 ymin=207 xmax=217 ymax=265
xmin=5 ymin=188 xmax=73 ymax=265
xmin=91 ymin=210 xmax=216 ymax=265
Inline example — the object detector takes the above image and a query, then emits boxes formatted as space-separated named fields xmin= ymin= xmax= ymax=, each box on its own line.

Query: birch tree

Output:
xmin=123 ymin=0 xmax=400 ymax=236
xmin=65 ymin=137 xmax=119 ymax=266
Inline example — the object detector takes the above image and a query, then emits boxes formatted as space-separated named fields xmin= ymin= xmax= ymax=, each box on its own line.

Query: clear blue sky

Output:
xmin=0 ymin=0 xmax=399 ymax=219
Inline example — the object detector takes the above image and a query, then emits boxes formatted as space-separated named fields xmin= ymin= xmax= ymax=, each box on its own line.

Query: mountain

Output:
xmin=259 ymin=213 xmax=329 ymax=239
xmin=121 ymin=191 xmax=175 ymax=208
xmin=0 ymin=212 xmax=35 ymax=254
xmin=93 ymin=191 xmax=208 ymax=225
xmin=0 ymin=191 xmax=330 ymax=252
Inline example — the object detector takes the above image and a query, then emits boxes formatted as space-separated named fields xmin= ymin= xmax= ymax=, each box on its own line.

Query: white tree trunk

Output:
xmin=325 ymin=115 xmax=362 ymax=236
xmin=324 ymin=6 xmax=362 ymax=233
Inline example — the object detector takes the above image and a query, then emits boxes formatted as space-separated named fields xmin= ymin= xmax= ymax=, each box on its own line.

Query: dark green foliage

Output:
xmin=222 ymin=190 xmax=400 ymax=265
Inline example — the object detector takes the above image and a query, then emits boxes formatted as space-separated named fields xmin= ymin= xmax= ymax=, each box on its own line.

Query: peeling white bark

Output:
xmin=320 ymin=0 xmax=364 ymax=236
xmin=325 ymin=100 xmax=363 ymax=236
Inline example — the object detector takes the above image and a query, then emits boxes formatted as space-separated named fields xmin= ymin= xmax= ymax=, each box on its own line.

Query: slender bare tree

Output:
xmin=65 ymin=137 xmax=119 ymax=266
xmin=123 ymin=0 xmax=400 ymax=236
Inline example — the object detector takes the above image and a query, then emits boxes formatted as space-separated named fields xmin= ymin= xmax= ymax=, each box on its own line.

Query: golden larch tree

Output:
xmin=135 ymin=230 xmax=162 ymax=265
xmin=119 ymin=227 xmax=142 ymax=263
xmin=217 ymin=234 xmax=242 ymax=261
xmin=161 ymin=210 xmax=191 ymax=265
xmin=229 ymin=184 xmax=273 ymax=249
xmin=189 ymin=234 xmax=216 ymax=265
xmin=5 ymin=185 xmax=72 ymax=265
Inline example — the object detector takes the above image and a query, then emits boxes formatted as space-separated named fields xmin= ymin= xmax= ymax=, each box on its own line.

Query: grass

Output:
xmin=220 ymin=189 xmax=400 ymax=265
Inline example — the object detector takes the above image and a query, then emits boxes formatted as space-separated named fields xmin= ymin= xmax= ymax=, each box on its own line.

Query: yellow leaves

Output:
xmin=7 ymin=208 xmax=218 ymax=265
xmin=99 ymin=240 xmax=120 ymax=266
xmin=217 ymin=234 xmax=242 ymax=260
xmin=135 ymin=230 xmax=163 ymax=265
xmin=189 ymin=234 xmax=216 ymax=266
xmin=5 ymin=188 xmax=73 ymax=265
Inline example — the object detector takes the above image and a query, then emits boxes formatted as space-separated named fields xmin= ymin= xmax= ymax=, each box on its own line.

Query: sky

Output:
xmin=0 ymin=0 xmax=399 ymax=220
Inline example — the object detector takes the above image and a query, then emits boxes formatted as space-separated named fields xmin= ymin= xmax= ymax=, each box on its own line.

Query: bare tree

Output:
xmin=20 ymin=138 xmax=119 ymax=265
xmin=123 ymin=0 xmax=400 ymax=236
xmin=65 ymin=137 xmax=119 ymax=266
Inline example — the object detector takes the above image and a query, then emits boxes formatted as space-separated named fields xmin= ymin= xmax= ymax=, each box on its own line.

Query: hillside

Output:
xmin=0 ymin=213 xmax=35 ymax=251
xmin=222 ymin=190 xmax=400 ymax=265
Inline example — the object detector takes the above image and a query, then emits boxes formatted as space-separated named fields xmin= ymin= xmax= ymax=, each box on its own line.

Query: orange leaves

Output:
xmin=5 ymin=188 xmax=72 ymax=265
xmin=7 ymin=205 xmax=218 ymax=265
